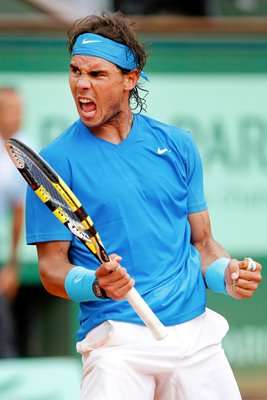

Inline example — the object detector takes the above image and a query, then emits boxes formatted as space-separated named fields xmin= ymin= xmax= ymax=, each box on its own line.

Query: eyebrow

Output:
xmin=69 ymin=61 xmax=106 ymax=70
xmin=70 ymin=62 xmax=78 ymax=69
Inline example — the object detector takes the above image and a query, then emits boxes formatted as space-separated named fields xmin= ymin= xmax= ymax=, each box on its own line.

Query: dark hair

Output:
xmin=67 ymin=11 xmax=148 ymax=113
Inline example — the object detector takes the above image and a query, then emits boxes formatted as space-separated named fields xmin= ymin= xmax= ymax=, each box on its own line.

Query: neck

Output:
xmin=90 ymin=110 xmax=134 ymax=144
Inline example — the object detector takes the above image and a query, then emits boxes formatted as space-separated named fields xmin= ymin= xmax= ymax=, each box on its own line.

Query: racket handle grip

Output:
xmin=124 ymin=287 xmax=168 ymax=340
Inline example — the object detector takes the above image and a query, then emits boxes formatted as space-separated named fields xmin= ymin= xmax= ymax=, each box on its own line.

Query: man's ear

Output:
xmin=124 ymin=69 xmax=140 ymax=91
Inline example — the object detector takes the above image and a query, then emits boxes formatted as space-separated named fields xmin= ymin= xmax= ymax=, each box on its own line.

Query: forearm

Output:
xmin=194 ymin=237 xmax=231 ymax=276
xmin=188 ymin=210 xmax=230 ymax=276
xmin=37 ymin=241 xmax=73 ymax=300
xmin=39 ymin=257 xmax=73 ymax=299
xmin=38 ymin=245 xmax=133 ymax=302
xmin=188 ymin=211 xmax=262 ymax=299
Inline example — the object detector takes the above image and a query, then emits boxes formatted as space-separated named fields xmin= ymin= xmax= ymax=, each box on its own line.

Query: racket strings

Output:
xmin=15 ymin=147 xmax=89 ymax=236
xmin=8 ymin=142 xmax=108 ymax=263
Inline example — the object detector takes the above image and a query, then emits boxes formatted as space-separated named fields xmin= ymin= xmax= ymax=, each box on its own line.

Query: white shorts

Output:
xmin=77 ymin=308 xmax=241 ymax=400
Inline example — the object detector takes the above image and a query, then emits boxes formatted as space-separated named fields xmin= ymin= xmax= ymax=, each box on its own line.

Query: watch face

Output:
xmin=93 ymin=280 xmax=107 ymax=299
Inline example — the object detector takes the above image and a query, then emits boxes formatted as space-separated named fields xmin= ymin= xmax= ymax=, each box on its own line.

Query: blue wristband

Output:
xmin=205 ymin=257 xmax=230 ymax=295
xmin=64 ymin=266 xmax=107 ymax=302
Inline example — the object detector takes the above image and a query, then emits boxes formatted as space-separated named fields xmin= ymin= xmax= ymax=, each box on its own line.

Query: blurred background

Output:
xmin=0 ymin=0 xmax=266 ymax=399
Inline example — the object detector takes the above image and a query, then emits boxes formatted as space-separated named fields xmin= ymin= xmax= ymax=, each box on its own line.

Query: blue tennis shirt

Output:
xmin=26 ymin=114 xmax=207 ymax=341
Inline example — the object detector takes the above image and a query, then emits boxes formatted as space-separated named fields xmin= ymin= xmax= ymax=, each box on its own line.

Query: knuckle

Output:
xmin=119 ymin=267 xmax=127 ymax=276
xmin=112 ymin=293 xmax=122 ymax=301
xmin=126 ymin=279 xmax=135 ymax=289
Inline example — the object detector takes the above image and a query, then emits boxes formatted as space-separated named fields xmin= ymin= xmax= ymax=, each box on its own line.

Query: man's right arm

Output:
xmin=37 ymin=241 xmax=73 ymax=299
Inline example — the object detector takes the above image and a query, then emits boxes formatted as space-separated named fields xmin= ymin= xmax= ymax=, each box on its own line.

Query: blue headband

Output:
xmin=72 ymin=33 xmax=148 ymax=81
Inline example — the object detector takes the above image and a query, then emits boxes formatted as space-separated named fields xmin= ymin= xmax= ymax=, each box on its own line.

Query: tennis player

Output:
xmin=26 ymin=12 xmax=262 ymax=399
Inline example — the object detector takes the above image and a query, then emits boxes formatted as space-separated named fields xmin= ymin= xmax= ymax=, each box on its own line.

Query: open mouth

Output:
xmin=79 ymin=98 xmax=96 ymax=115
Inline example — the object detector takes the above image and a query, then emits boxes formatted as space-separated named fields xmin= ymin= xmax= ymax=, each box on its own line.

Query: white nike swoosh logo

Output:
xmin=82 ymin=39 xmax=102 ymax=44
xmin=157 ymin=147 xmax=168 ymax=155
xmin=74 ymin=277 xmax=83 ymax=284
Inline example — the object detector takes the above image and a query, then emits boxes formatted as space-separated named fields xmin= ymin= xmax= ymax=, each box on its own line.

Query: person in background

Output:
xmin=0 ymin=87 xmax=27 ymax=357
xmin=26 ymin=12 xmax=262 ymax=399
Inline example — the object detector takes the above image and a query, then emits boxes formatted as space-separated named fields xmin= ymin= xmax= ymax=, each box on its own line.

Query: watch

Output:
xmin=92 ymin=279 xmax=108 ymax=299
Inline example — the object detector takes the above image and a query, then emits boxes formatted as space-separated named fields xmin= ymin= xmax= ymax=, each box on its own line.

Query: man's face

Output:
xmin=69 ymin=55 xmax=132 ymax=131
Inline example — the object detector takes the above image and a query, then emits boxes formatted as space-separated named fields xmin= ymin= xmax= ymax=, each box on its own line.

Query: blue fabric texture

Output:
xmin=72 ymin=33 xmax=148 ymax=80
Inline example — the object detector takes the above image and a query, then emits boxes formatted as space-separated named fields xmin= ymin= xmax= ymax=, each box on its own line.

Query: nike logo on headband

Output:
xmin=82 ymin=39 xmax=102 ymax=45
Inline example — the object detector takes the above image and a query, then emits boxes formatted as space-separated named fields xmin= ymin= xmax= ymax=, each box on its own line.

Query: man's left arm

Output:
xmin=188 ymin=210 xmax=262 ymax=299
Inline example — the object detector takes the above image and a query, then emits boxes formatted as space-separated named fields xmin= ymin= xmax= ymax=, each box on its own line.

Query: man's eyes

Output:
xmin=70 ymin=69 xmax=104 ymax=77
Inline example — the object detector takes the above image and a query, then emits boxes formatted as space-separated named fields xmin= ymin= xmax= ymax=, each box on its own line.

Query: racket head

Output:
xmin=5 ymin=138 xmax=109 ymax=263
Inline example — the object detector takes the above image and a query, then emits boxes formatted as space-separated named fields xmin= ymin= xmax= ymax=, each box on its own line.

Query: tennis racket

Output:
xmin=5 ymin=138 xmax=167 ymax=340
